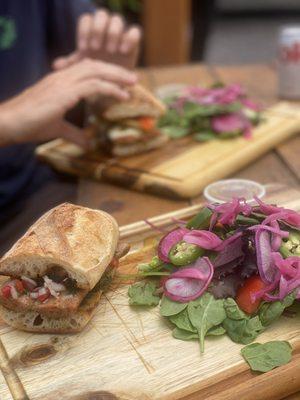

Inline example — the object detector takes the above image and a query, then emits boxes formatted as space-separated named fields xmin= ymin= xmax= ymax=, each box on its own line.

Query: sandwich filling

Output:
xmin=88 ymin=115 xmax=164 ymax=153
xmin=0 ymin=259 xmax=118 ymax=319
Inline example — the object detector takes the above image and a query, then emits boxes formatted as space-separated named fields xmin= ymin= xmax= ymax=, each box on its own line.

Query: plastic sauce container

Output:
xmin=204 ymin=179 xmax=266 ymax=204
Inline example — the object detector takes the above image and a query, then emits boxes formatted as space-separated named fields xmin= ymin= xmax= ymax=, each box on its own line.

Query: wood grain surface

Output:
xmin=0 ymin=185 xmax=300 ymax=400
xmin=36 ymin=101 xmax=300 ymax=199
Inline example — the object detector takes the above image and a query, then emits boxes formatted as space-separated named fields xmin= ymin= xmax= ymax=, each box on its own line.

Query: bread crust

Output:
xmin=0 ymin=203 xmax=119 ymax=290
xmin=102 ymin=84 xmax=166 ymax=121
xmin=0 ymin=287 xmax=102 ymax=334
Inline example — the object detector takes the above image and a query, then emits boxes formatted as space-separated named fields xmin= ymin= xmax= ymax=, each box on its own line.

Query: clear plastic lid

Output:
xmin=204 ymin=179 xmax=266 ymax=204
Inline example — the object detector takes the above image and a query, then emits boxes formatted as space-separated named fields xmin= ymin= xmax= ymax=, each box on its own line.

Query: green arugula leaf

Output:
xmin=160 ymin=296 xmax=187 ymax=317
xmin=207 ymin=325 xmax=226 ymax=336
xmin=172 ymin=327 xmax=198 ymax=341
xmin=223 ymin=315 xmax=264 ymax=345
xmin=235 ymin=214 xmax=260 ymax=226
xmin=259 ymin=292 xmax=296 ymax=327
xmin=161 ymin=126 xmax=189 ymax=138
xmin=169 ymin=308 xmax=196 ymax=332
xmin=224 ymin=298 xmax=249 ymax=320
xmin=241 ymin=341 xmax=292 ymax=373
xmin=173 ymin=325 xmax=226 ymax=341
xmin=188 ymin=293 xmax=226 ymax=353
xmin=193 ymin=131 xmax=217 ymax=142
xmin=128 ymin=281 xmax=160 ymax=306
xmin=186 ymin=207 xmax=213 ymax=230
xmin=158 ymin=108 xmax=181 ymax=127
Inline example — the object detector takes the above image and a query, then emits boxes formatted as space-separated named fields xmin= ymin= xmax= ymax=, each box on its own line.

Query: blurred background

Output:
xmin=99 ymin=0 xmax=300 ymax=66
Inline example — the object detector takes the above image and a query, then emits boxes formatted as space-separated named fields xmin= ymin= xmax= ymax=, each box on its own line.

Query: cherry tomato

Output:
xmin=236 ymin=275 xmax=266 ymax=314
xmin=139 ymin=117 xmax=155 ymax=131
xmin=14 ymin=279 xmax=25 ymax=294
xmin=1 ymin=285 xmax=11 ymax=299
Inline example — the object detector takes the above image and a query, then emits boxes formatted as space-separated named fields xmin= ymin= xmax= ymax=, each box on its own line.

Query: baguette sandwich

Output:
xmin=0 ymin=203 xmax=128 ymax=333
xmin=86 ymin=84 xmax=168 ymax=157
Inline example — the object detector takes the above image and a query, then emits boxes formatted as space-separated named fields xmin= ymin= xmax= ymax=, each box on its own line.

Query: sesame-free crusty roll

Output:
xmin=0 ymin=203 xmax=119 ymax=290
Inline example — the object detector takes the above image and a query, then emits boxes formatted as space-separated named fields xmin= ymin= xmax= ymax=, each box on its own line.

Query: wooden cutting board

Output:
xmin=0 ymin=184 xmax=300 ymax=400
xmin=36 ymin=101 xmax=300 ymax=199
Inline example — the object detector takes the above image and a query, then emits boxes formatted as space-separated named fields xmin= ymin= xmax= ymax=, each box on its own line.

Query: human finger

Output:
xmin=77 ymin=13 xmax=93 ymax=52
xmin=119 ymin=25 xmax=142 ymax=54
xmin=90 ymin=9 xmax=110 ymax=50
xmin=77 ymin=78 xmax=130 ymax=101
xmin=106 ymin=15 xmax=125 ymax=53
xmin=68 ymin=59 xmax=137 ymax=86
xmin=52 ymin=51 xmax=82 ymax=70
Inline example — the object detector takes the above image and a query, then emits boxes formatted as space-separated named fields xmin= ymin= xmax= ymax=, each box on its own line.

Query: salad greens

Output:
xmin=158 ymin=83 xmax=262 ymax=142
xmin=241 ymin=341 xmax=292 ymax=372
xmin=187 ymin=293 xmax=226 ymax=353
xmin=128 ymin=281 xmax=160 ymax=306
xmin=127 ymin=197 xmax=300 ymax=371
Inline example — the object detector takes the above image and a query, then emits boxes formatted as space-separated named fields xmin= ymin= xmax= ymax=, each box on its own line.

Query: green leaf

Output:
xmin=160 ymin=296 xmax=187 ymax=317
xmin=188 ymin=293 xmax=226 ymax=353
xmin=158 ymin=109 xmax=181 ymax=127
xmin=193 ymin=131 xmax=217 ymax=142
xmin=172 ymin=325 xmax=226 ymax=341
xmin=241 ymin=341 xmax=292 ymax=373
xmin=172 ymin=327 xmax=198 ymax=341
xmin=169 ymin=308 xmax=196 ymax=332
xmin=259 ymin=292 xmax=296 ymax=326
xmin=224 ymin=298 xmax=249 ymax=320
xmin=161 ymin=126 xmax=189 ymax=139
xmin=207 ymin=325 xmax=226 ymax=336
xmin=223 ymin=316 xmax=264 ymax=345
xmin=128 ymin=281 xmax=160 ymax=306
xmin=186 ymin=207 xmax=213 ymax=230
xmin=137 ymin=256 xmax=164 ymax=272
xmin=236 ymin=214 xmax=260 ymax=226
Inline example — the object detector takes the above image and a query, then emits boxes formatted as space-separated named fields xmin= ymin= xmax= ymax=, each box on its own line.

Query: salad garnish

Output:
xmin=127 ymin=197 xmax=300 ymax=364
xmin=158 ymin=83 xmax=262 ymax=141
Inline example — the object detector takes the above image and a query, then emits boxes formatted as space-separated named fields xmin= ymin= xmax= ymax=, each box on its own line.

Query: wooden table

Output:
xmin=1 ymin=64 xmax=300 ymax=400
xmin=78 ymin=63 xmax=300 ymax=226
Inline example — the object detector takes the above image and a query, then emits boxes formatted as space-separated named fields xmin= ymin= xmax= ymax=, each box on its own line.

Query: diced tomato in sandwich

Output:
xmin=236 ymin=275 xmax=266 ymax=314
xmin=1 ymin=285 xmax=11 ymax=299
xmin=138 ymin=117 xmax=155 ymax=132
xmin=37 ymin=287 xmax=51 ymax=303
xmin=14 ymin=279 xmax=25 ymax=294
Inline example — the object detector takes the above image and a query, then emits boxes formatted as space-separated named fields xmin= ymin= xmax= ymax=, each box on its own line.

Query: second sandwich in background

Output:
xmin=86 ymin=84 xmax=168 ymax=157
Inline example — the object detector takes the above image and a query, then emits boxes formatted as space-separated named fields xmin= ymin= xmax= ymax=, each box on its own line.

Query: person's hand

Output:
xmin=0 ymin=59 xmax=137 ymax=147
xmin=53 ymin=9 xmax=141 ymax=71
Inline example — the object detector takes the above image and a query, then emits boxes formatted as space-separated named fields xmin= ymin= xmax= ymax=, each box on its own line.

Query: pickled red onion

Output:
xmin=163 ymin=257 xmax=214 ymax=302
xmin=183 ymin=230 xmax=222 ymax=249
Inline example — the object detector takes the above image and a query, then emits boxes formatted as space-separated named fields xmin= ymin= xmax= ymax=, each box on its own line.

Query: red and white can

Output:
xmin=278 ymin=26 xmax=300 ymax=99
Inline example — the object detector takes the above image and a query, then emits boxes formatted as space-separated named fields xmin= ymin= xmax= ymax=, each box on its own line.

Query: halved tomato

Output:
xmin=236 ymin=275 xmax=266 ymax=314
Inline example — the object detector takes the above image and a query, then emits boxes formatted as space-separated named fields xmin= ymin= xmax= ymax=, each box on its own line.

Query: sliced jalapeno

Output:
xmin=169 ymin=241 xmax=204 ymax=266
xmin=280 ymin=230 xmax=300 ymax=258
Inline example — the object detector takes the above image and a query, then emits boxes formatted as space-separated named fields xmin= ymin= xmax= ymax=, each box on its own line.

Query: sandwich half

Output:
xmin=86 ymin=84 xmax=169 ymax=157
xmin=0 ymin=203 xmax=128 ymax=333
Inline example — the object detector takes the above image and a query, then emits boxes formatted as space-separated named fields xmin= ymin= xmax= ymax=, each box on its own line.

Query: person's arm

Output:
xmin=0 ymin=59 xmax=136 ymax=148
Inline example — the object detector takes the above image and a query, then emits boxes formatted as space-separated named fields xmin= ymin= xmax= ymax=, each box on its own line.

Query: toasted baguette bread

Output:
xmin=0 ymin=286 xmax=102 ymax=333
xmin=102 ymin=84 xmax=166 ymax=121
xmin=112 ymin=132 xmax=169 ymax=157
xmin=0 ymin=203 xmax=119 ymax=290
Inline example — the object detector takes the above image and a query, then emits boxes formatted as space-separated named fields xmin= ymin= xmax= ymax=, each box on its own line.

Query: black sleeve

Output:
xmin=46 ymin=0 xmax=96 ymax=61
